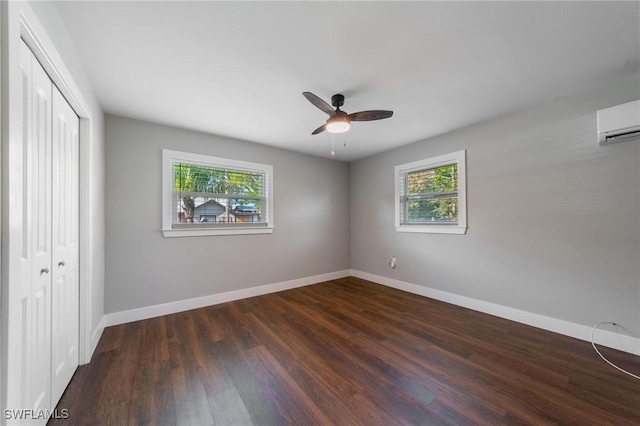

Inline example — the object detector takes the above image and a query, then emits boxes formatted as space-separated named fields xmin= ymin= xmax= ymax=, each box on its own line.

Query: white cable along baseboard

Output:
xmin=351 ymin=270 xmax=640 ymax=356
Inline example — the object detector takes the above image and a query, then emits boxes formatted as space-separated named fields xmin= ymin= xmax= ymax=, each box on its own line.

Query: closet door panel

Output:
xmin=51 ymin=86 xmax=80 ymax=404
xmin=14 ymin=39 xmax=80 ymax=421
xmin=14 ymin=39 xmax=35 ymax=414
xmin=28 ymin=45 xmax=53 ymax=415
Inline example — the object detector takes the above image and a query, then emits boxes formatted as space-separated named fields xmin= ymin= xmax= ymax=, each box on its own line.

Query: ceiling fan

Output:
xmin=303 ymin=92 xmax=393 ymax=135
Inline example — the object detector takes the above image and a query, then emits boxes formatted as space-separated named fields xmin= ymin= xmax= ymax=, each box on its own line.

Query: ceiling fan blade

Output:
xmin=311 ymin=123 xmax=327 ymax=135
xmin=348 ymin=110 xmax=394 ymax=121
xmin=303 ymin=92 xmax=335 ymax=116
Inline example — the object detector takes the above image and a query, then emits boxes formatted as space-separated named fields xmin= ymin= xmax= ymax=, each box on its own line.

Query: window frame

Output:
xmin=394 ymin=150 xmax=467 ymax=235
xmin=162 ymin=149 xmax=274 ymax=237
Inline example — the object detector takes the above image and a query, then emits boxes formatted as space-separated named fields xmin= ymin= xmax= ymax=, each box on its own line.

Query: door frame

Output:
xmin=18 ymin=2 xmax=94 ymax=365
xmin=1 ymin=3 xmax=97 ymax=419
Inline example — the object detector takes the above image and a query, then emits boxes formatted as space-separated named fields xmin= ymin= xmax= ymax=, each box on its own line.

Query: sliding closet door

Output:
xmin=51 ymin=86 xmax=80 ymax=404
xmin=22 ymin=40 xmax=54 ymax=415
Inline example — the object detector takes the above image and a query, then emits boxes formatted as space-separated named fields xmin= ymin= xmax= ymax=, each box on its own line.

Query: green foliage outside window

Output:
xmin=406 ymin=164 xmax=458 ymax=223
xmin=173 ymin=163 xmax=263 ymax=197
xmin=173 ymin=163 xmax=264 ymax=223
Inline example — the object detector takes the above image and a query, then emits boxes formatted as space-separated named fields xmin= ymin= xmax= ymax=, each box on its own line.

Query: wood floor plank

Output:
xmin=51 ymin=277 xmax=640 ymax=425
xmin=168 ymin=313 xmax=215 ymax=426
xmin=208 ymin=386 xmax=253 ymax=426
xmin=242 ymin=345 xmax=333 ymax=425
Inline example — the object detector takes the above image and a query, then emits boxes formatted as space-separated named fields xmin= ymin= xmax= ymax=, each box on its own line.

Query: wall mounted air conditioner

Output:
xmin=597 ymin=100 xmax=640 ymax=145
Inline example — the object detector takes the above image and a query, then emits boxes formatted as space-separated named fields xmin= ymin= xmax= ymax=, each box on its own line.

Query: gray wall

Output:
xmin=351 ymin=74 xmax=640 ymax=335
xmin=105 ymin=115 xmax=350 ymax=314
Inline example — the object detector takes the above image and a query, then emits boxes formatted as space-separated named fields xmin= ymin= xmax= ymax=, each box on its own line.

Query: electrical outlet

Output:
xmin=389 ymin=256 xmax=397 ymax=269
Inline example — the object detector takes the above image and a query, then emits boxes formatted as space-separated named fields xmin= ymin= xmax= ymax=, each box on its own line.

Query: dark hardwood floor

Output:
xmin=52 ymin=277 xmax=640 ymax=425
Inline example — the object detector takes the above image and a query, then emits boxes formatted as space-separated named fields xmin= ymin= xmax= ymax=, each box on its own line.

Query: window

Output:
xmin=395 ymin=150 xmax=466 ymax=234
xmin=162 ymin=149 xmax=273 ymax=237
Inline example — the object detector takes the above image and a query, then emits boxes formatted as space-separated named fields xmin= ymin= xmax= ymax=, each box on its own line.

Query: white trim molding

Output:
xmin=351 ymin=270 xmax=640 ymax=356
xmin=16 ymin=5 xmax=96 ymax=366
xmin=104 ymin=270 xmax=351 ymax=327
xmin=394 ymin=150 xmax=467 ymax=235
xmin=162 ymin=149 xmax=274 ymax=237
xmin=2 ymin=2 xmax=101 ymax=420
xmin=90 ymin=318 xmax=105 ymax=356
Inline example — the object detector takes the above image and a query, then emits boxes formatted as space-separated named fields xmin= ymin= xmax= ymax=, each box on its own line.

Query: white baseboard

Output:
xmin=89 ymin=318 xmax=105 ymax=358
xmin=351 ymin=270 xmax=640 ymax=356
xmin=104 ymin=270 xmax=351 ymax=327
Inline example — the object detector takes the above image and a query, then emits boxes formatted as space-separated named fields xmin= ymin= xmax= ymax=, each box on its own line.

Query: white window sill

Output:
xmin=395 ymin=225 xmax=467 ymax=235
xmin=162 ymin=227 xmax=274 ymax=238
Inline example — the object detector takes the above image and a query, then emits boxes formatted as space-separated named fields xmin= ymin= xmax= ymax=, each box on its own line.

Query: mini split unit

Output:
xmin=597 ymin=100 xmax=640 ymax=145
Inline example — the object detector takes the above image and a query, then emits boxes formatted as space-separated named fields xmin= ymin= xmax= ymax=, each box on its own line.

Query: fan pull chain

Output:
xmin=331 ymin=134 xmax=335 ymax=156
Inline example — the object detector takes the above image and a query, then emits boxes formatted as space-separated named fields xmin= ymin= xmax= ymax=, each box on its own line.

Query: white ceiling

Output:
xmin=54 ymin=1 xmax=640 ymax=161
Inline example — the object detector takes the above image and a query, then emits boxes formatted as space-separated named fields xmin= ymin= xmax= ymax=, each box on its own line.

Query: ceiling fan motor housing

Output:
xmin=331 ymin=94 xmax=345 ymax=109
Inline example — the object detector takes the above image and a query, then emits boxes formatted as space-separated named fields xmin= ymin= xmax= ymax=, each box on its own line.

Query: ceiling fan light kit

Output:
xmin=303 ymin=91 xmax=393 ymax=136
xmin=326 ymin=115 xmax=351 ymax=134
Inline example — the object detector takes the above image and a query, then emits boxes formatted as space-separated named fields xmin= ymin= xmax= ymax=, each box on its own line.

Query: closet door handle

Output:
xmin=40 ymin=268 xmax=50 ymax=275
xmin=58 ymin=261 xmax=66 ymax=267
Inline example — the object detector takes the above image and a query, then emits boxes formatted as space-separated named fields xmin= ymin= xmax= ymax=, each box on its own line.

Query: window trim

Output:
xmin=162 ymin=149 xmax=274 ymax=237
xmin=394 ymin=150 xmax=467 ymax=235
